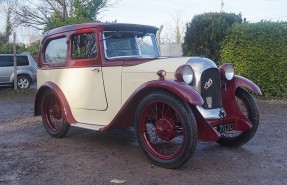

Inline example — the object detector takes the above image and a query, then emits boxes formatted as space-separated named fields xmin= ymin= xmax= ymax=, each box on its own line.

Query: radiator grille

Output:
xmin=200 ymin=68 xmax=222 ymax=109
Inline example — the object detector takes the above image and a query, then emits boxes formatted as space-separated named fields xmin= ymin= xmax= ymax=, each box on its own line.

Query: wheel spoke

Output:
xmin=161 ymin=103 xmax=164 ymax=118
xmin=163 ymin=106 xmax=170 ymax=118
xmin=161 ymin=139 xmax=167 ymax=156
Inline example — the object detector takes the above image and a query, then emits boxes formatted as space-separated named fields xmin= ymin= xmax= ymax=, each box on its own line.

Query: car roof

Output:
xmin=43 ymin=22 xmax=158 ymax=38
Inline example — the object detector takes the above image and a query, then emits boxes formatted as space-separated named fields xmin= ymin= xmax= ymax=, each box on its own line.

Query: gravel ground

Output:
xmin=0 ymin=94 xmax=286 ymax=185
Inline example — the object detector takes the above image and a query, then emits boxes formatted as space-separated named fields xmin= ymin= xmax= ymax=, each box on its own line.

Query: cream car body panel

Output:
xmin=122 ymin=57 xmax=189 ymax=103
xmin=71 ymin=67 xmax=123 ymax=125
xmin=37 ymin=68 xmax=107 ymax=110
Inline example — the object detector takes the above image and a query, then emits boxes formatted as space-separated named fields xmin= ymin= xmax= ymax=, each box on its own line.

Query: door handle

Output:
xmin=92 ymin=67 xmax=101 ymax=72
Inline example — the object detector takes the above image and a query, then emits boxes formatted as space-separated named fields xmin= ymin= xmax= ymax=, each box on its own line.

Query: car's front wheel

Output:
xmin=135 ymin=91 xmax=197 ymax=169
xmin=41 ymin=90 xmax=70 ymax=138
xmin=216 ymin=87 xmax=260 ymax=147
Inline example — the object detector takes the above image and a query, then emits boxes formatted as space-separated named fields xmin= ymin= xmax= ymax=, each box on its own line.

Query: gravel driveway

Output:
xmin=0 ymin=94 xmax=286 ymax=185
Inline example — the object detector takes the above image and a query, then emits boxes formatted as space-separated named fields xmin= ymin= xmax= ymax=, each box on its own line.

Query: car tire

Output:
xmin=17 ymin=75 xmax=31 ymax=89
xmin=41 ymin=90 xmax=70 ymax=138
xmin=216 ymin=87 xmax=260 ymax=147
xmin=135 ymin=91 xmax=197 ymax=169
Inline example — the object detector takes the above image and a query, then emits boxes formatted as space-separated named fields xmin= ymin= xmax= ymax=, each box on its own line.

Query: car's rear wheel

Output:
xmin=17 ymin=75 xmax=31 ymax=89
xmin=216 ymin=87 xmax=259 ymax=147
xmin=41 ymin=90 xmax=70 ymax=138
xmin=135 ymin=91 xmax=197 ymax=169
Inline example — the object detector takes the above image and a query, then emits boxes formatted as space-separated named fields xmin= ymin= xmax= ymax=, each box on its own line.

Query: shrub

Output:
xmin=220 ymin=21 xmax=287 ymax=97
xmin=182 ymin=12 xmax=242 ymax=63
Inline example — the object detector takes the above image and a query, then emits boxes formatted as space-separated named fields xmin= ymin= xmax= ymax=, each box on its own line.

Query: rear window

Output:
xmin=71 ymin=33 xmax=97 ymax=59
xmin=0 ymin=56 xmax=13 ymax=67
xmin=45 ymin=37 xmax=67 ymax=63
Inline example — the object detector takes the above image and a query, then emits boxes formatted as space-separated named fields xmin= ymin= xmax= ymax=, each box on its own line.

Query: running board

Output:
xmin=71 ymin=123 xmax=104 ymax=131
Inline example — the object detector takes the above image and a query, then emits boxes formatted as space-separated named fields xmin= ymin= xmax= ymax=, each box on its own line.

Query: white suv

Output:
xmin=0 ymin=52 xmax=37 ymax=89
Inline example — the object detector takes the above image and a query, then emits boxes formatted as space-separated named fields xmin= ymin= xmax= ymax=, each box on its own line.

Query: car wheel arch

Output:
xmin=34 ymin=82 xmax=77 ymax=124
xmin=10 ymin=72 xmax=32 ymax=83
xmin=17 ymin=74 xmax=32 ymax=82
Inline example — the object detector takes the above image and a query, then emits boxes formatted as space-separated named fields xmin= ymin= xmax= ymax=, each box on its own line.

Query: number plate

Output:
xmin=215 ymin=123 xmax=234 ymax=134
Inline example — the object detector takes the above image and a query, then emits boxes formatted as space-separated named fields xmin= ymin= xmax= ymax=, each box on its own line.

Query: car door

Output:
xmin=67 ymin=30 xmax=108 ymax=111
xmin=0 ymin=56 xmax=14 ymax=83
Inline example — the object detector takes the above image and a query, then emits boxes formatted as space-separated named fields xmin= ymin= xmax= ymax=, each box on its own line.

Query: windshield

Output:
xmin=103 ymin=31 xmax=159 ymax=59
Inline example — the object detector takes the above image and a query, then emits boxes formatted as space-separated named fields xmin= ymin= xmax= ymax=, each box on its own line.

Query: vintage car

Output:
xmin=34 ymin=23 xmax=261 ymax=169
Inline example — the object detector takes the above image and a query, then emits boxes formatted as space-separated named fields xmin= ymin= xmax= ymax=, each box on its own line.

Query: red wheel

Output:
xmin=41 ymin=90 xmax=70 ymax=138
xmin=135 ymin=92 xmax=197 ymax=168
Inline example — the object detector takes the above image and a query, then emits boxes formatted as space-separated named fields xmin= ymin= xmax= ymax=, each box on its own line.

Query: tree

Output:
xmin=0 ymin=0 xmax=23 ymax=53
xmin=0 ymin=0 xmax=18 ymax=42
xmin=162 ymin=11 xmax=185 ymax=44
xmin=13 ymin=0 xmax=119 ymax=31
xmin=0 ymin=42 xmax=26 ymax=54
xmin=182 ymin=12 xmax=242 ymax=63
xmin=26 ymin=40 xmax=41 ymax=57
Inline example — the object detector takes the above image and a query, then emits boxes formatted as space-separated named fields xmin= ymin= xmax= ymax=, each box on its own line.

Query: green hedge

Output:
xmin=220 ymin=22 xmax=287 ymax=97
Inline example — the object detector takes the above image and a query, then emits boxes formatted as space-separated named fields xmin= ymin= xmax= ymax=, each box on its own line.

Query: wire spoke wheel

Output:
xmin=135 ymin=92 xmax=197 ymax=169
xmin=142 ymin=101 xmax=184 ymax=159
xmin=41 ymin=90 xmax=70 ymax=138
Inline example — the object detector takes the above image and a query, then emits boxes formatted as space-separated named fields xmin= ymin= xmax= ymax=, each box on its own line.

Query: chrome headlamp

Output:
xmin=220 ymin=63 xmax=235 ymax=81
xmin=175 ymin=64 xmax=194 ymax=84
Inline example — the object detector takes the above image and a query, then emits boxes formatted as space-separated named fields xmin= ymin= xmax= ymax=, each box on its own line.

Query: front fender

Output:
xmin=229 ymin=75 xmax=262 ymax=95
xmin=140 ymin=79 xmax=204 ymax=106
xmin=220 ymin=75 xmax=260 ymax=136
xmin=34 ymin=82 xmax=76 ymax=124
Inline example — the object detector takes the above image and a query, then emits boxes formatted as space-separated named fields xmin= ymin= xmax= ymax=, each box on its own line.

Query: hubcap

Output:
xmin=156 ymin=118 xmax=176 ymax=141
xmin=18 ymin=78 xmax=29 ymax=88
xmin=49 ymin=105 xmax=61 ymax=119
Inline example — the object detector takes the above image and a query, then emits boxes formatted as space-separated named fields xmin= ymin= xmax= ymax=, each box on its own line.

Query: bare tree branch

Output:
xmin=45 ymin=0 xmax=59 ymax=13
xmin=8 ymin=0 xmax=121 ymax=30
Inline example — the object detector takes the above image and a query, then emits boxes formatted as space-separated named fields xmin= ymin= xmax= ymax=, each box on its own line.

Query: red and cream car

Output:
xmin=34 ymin=23 xmax=261 ymax=169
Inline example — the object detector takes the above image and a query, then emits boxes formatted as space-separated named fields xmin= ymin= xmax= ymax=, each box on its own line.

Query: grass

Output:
xmin=0 ymin=87 xmax=36 ymax=100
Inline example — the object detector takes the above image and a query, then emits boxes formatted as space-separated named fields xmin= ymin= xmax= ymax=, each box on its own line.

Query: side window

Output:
xmin=17 ymin=56 xmax=29 ymax=66
xmin=0 ymin=56 xmax=13 ymax=67
xmin=45 ymin=37 xmax=67 ymax=63
xmin=71 ymin=33 xmax=97 ymax=59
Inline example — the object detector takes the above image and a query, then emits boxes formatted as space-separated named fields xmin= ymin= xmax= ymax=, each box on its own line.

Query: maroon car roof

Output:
xmin=43 ymin=23 xmax=158 ymax=37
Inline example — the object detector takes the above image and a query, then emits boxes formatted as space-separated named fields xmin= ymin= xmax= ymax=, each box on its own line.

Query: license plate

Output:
xmin=215 ymin=123 xmax=234 ymax=134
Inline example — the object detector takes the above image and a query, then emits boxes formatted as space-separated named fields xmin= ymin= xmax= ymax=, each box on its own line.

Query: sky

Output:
xmin=100 ymin=0 xmax=287 ymax=25
xmin=1 ymin=0 xmax=287 ymax=43
xmin=100 ymin=0 xmax=287 ymax=42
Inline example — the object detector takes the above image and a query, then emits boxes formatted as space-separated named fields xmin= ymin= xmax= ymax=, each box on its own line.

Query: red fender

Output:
xmin=231 ymin=75 xmax=262 ymax=95
xmin=34 ymin=82 xmax=77 ymax=124
xmin=139 ymin=79 xmax=204 ymax=106
xmin=100 ymin=79 xmax=203 ymax=132
xmin=219 ymin=75 xmax=261 ymax=133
